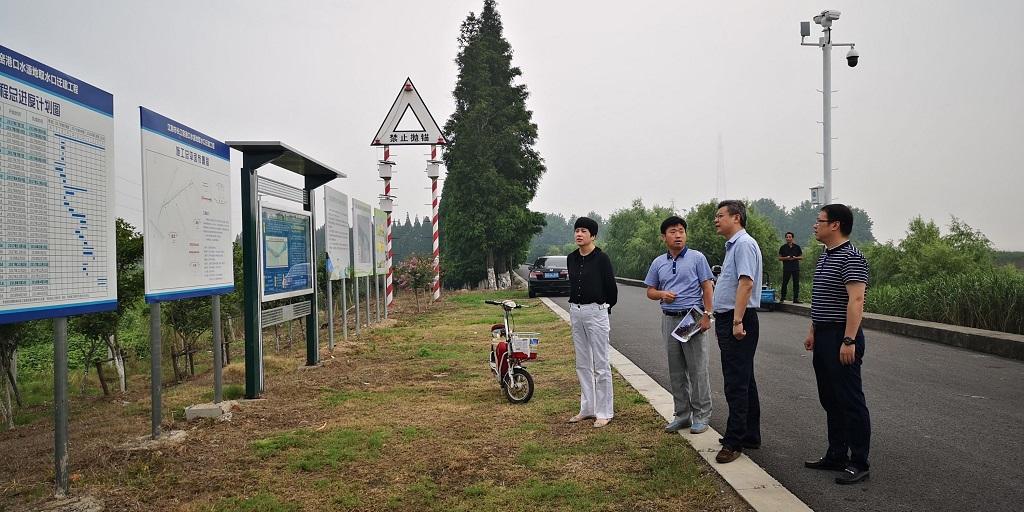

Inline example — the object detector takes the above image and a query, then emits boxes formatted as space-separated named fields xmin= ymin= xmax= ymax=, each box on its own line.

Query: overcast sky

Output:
xmin=3 ymin=0 xmax=1021 ymax=250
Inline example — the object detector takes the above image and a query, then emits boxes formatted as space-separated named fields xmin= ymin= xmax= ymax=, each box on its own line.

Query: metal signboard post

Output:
xmin=324 ymin=186 xmax=350 ymax=347
xmin=370 ymin=78 xmax=447 ymax=310
xmin=0 ymin=45 xmax=117 ymax=497
xmin=226 ymin=142 xmax=342 ymax=399
xmin=352 ymin=198 xmax=373 ymax=329
xmin=139 ymin=107 xmax=233 ymax=438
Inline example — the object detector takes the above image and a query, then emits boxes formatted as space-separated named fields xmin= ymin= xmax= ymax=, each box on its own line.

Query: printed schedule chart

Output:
xmin=0 ymin=45 xmax=117 ymax=323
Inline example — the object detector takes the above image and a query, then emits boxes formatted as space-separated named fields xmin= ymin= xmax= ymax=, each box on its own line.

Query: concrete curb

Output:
xmin=539 ymin=297 xmax=812 ymax=512
xmin=776 ymin=302 xmax=1024 ymax=361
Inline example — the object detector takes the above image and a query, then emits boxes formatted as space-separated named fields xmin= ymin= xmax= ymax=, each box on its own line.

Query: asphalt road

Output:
xmin=524 ymin=268 xmax=1024 ymax=512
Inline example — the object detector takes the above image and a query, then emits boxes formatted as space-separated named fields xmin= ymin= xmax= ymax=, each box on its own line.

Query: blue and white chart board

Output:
xmin=324 ymin=186 xmax=350 ymax=281
xmin=261 ymin=205 xmax=313 ymax=302
xmin=0 ymin=45 xmax=117 ymax=324
xmin=140 ymin=107 xmax=233 ymax=303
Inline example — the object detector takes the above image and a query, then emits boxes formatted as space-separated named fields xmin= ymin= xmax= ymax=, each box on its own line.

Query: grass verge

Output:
xmin=0 ymin=290 xmax=749 ymax=511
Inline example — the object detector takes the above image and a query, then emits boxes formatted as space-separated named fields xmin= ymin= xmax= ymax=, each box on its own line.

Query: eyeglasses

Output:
xmin=815 ymin=219 xmax=835 ymax=224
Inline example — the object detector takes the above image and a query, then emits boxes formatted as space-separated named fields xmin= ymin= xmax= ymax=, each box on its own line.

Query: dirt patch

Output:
xmin=1 ymin=291 xmax=750 ymax=511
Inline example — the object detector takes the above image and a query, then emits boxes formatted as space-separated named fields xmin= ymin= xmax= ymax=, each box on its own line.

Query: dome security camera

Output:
xmin=846 ymin=48 xmax=859 ymax=67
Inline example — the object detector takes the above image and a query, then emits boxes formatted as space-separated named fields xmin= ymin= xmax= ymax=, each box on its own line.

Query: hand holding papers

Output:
xmin=671 ymin=307 xmax=709 ymax=343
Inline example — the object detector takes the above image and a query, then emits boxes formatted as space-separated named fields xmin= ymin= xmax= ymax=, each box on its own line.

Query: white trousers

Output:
xmin=570 ymin=303 xmax=613 ymax=419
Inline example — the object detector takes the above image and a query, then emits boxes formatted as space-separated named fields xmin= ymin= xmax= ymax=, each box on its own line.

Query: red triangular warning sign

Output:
xmin=370 ymin=78 xmax=447 ymax=146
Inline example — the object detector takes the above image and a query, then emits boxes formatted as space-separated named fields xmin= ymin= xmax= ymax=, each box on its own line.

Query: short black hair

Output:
xmin=785 ymin=231 xmax=795 ymax=238
xmin=820 ymin=204 xmax=854 ymax=236
xmin=574 ymin=216 xmax=599 ymax=237
xmin=716 ymin=200 xmax=747 ymax=227
xmin=660 ymin=216 xmax=687 ymax=234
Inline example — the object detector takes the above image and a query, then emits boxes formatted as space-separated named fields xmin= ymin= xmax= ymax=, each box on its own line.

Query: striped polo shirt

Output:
xmin=811 ymin=240 xmax=869 ymax=323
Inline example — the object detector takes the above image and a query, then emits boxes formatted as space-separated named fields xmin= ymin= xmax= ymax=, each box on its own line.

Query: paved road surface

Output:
xmin=524 ymin=267 xmax=1024 ymax=512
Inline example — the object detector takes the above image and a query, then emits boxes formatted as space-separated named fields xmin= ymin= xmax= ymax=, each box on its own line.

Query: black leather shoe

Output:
xmin=804 ymin=457 xmax=848 ymax=471
xmin=835 ymin=466 xmax=870 ymax=484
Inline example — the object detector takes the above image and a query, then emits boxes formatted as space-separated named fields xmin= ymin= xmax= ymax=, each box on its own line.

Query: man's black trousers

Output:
xmin=812 ymin=323 xmax=871 ymax=470
xmin=781 ymin=270 xmax=800 ymax=301
xmin=715 ymin=309 xmax=760 ymax=451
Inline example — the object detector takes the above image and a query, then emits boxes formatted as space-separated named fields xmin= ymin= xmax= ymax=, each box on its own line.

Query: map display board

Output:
xmin=0 ymin=45 xmax=117 ymax=324
xmin=374 ymin=208 xmax=387 ymax=275
xmin=140 ymin=107 xmax=233 ymax=302
xmin=323 ymin=186 xmax=350 ymax=281
xmin=351 ymin=198 xmax=373 ymax=277
xmin=260 ymin=205 xmax=313 ymax=301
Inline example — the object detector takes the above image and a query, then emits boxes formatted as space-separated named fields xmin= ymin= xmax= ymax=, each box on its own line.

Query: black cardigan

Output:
xmin=566 ymin=247 xmax=618 ymax=310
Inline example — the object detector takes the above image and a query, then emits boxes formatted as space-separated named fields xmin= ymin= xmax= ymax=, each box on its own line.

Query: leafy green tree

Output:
xmin=395 ymin=254 xmax=435 ymax=311
xmin=440 ymin=0 xmax=546 ymax=288
xmin=788 ymin=200 xmax=876 ymax=245
xmin=602 ymin=200 xmax=675 ymax=280
xmin=684 ymin=201 xmax=782 ymax=285
xmin=163 ymin=296 xmax=212 ymax=382
xmin=70 ymin=218 xmax=144 ymax=394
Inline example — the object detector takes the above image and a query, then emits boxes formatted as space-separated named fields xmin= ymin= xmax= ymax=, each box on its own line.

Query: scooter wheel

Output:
xmin=503 ymin=367 xmax=534 ymax=404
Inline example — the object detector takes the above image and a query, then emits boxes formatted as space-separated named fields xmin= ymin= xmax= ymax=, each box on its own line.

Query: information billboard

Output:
xmin=260 ymin=205 xmax=313 ymax=301
xmin=139 ymin=107 xmax=233 ymax=302
xmin=323 ymin=186 xmax=350 ymax=281
xmin=374 ymin=208 xmax=387 ymax=275
xmin=352 ymin=199 xmax=373 ymax=277
xmin=0 ymin=45 xmax=117 ymax=324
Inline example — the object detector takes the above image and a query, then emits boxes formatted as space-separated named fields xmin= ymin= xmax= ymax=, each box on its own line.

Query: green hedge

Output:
xmin=865 ymin=266 xmax=1024 ymax=335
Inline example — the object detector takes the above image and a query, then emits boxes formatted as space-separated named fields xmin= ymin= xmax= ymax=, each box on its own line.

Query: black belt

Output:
xmin=663 ymin=310 xmax=686 ymax=317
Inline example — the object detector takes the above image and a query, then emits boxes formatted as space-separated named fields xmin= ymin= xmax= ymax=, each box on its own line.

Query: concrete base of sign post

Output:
xmin=120 ymin=429 xmax=187 ymax=452
xmin=184 ymin=400 xmax=238 ymax=421
xmin=37 ymin=495 xmax=105 ymax=512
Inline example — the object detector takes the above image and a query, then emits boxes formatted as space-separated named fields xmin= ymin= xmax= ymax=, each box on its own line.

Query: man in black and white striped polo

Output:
xmin=803 ymin=203 xmax=872 ymax=485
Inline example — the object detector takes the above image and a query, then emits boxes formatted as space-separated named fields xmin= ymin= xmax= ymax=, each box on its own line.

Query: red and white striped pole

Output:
xmin=428 ymin=145 xmax=441 ymax=302
xmin=381 ymin=146 xmax=394 ymax=313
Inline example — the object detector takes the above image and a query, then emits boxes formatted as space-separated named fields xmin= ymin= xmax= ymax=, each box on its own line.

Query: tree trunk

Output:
xmin=486 ymin=251 xmax=497 ymax=290
xmin=1 ymin=348 xmax=21 ymax=407
xmin=169 ymin=336 xmax=183 ymax=383
xmin=1 ymin=375 xmax=12 ymax=429
xmin=107 ymin=334 xmax=126 ymax=393
xmin=94 ymin=361 xmax=109 ymax=396
xmin=225 ymin=317 xmax=234 ymax=365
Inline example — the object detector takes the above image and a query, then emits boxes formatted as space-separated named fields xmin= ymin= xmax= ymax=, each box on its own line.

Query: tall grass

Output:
xmin=865 ymin=266 xmax=1024 ymax=334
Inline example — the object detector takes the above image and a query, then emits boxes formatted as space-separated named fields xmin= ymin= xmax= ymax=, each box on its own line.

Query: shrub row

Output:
xmin=865 ymin=266 xmax=1024 ymax=335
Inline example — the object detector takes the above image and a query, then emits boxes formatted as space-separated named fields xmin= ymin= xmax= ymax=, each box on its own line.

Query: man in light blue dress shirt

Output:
xmin=644 ymin=216 xmax=715 ymax=435
xmin=711 ymin=200 xmax=763 ymax=464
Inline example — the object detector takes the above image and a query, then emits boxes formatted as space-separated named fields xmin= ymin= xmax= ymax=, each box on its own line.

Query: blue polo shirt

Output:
xmin=644 ymin=247 xmax=714 ymax=312
xmin=712 ymin=229 xmax=763 ymax=313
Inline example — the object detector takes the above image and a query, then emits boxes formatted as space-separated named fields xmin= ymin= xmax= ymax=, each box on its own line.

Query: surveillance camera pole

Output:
xmin=802 ymin=12 xmax=855 ymax=206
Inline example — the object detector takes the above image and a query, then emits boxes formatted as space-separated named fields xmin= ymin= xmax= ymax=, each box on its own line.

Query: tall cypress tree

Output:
xmin=440 ymin=0 xmax=546 ymax=288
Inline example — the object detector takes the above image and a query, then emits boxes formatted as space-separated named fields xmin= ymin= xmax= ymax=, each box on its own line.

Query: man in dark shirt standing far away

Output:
xmin=566 ymin=217 xmax=618 ymax=428
xmin=778 ymin=231 xmax=803 ymax=303
xmin=803 ymin=204 xmax=872 ymax=485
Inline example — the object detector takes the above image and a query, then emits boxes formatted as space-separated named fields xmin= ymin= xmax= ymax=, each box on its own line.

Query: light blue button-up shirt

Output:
xmin=643 ymin=247 xmax=714 ymax=312
xmin=712 ymin=229 xmax=763 ymax=313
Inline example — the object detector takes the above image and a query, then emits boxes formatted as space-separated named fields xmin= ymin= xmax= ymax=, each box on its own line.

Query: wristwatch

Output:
xmin=841 ymin=336 xmax=856 ymax=346
xmin=733 ymin=319 xmax=744 ymax=326
xmin=703 ymin=310 xmax=713 ymax=317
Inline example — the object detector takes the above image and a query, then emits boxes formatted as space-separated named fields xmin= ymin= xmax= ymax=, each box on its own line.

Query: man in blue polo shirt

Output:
xmin=644 ymin=216 xmax=715 ymax=435
xmin=711 ymin=200 xmax=763 ymax=464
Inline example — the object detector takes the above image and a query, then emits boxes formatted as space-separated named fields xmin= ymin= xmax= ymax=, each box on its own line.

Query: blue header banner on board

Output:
xmin=0 ymin=44 xmax=113 ymax=116
xmin=139 ymin=107 xmax=230 ymax=161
